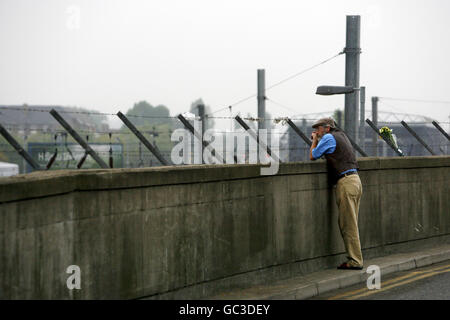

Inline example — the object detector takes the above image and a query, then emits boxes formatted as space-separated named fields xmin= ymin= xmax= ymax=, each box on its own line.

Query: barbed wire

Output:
xmin=1 ymin=129 xmax=446 ymax=142
xmin=1 ymin=137 xmax=448 ymax=150
xmin=1 ymin=144 xmax=446 ymax=157
xmin=0 ymin=106 xmax=117 ymax=116
xmin=376 ymin=121 xmax=450 ymax=125
xmin=0 ymin=106 xmax=312 ymax=121
xmin=0 ymin=124 xmax=448 ymax=145
xmin=0 ymin=128 xmax=174 ymax=136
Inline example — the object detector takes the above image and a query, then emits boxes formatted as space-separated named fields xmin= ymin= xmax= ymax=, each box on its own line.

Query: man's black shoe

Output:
xmin=337 ymin=262 xmax=363 ymax=270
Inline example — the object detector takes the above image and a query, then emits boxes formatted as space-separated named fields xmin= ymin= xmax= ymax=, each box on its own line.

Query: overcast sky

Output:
xmin=1 ymin=0 xmax=449 ymax=129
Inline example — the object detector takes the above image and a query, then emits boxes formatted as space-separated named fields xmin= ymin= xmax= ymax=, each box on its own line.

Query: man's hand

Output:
xmin=311 ymin=131 xmax=319 ymax=144
xmin=309 ymin=131 xmax=319 ymax=161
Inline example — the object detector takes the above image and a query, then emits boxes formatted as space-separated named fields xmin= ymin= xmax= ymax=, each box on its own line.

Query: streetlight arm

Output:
xmin=316 ymin=85 xmax=355 ymax=95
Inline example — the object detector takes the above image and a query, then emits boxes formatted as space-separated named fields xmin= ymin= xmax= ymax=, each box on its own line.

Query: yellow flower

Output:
xmin=379 ymin=126 xmax=392 ymax=134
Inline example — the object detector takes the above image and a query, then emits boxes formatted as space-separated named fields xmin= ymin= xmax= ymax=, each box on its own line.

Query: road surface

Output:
xmin=309 ymin=260 xmax=450 ymax=300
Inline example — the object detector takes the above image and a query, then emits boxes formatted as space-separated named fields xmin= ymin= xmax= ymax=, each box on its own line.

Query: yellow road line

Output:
xmin=348 ymin=267 xmax=450 ymax=300
xmin=328 ymin=263 xmax=450 ymax=300
xmin=330 ymin=263 xmax=450 ymax=300
xmin=329 ymin=271 xmax=421 ymax=300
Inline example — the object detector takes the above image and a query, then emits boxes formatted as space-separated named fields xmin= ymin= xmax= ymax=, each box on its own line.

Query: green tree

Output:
xmin=124 ymin=101 xmax=171 ymax=128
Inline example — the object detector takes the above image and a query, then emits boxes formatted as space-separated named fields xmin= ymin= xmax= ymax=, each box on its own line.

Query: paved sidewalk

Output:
xmin=209 ymin=243 xmax=450 ymax=300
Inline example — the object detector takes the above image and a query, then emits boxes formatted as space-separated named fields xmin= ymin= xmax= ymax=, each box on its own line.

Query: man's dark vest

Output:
xmin=324 ymin=129 xmax=359 ymax=184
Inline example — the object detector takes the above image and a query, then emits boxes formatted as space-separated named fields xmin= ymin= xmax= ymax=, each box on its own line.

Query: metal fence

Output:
xmin=0 ymin=107 xmax=449 ymax=174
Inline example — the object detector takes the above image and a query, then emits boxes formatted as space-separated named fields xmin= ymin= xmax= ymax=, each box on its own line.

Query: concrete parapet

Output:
xmin=0 ymin=156 xmax=448 ymax=299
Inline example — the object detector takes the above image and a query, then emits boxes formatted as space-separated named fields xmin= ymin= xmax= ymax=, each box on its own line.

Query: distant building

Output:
xmin=0 ymin=105 xmax=111 ymax=173
xmin=0 ymin=105 xmax=109 ymax=134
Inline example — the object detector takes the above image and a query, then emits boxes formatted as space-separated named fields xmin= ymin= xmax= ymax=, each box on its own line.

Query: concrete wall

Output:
xmin=0 ymin=156 xmax=449 ymax=299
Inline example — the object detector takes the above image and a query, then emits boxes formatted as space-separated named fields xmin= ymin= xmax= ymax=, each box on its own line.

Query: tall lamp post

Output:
xmin=316 ymin=15 xmax=362 ymax=143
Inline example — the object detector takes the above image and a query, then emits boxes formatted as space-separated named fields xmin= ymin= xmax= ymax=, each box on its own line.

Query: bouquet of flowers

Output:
xmin=379 ymin=126 xmax=403 ymax=155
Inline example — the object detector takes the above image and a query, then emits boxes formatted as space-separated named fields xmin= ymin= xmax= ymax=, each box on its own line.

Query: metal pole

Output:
xmin=286 ymin=118 xmax=312 ymax=147
xmin=371 ymin=96 xmax=379 ymax=156
xmin=302 ymin=118 xmax=308 ymax=160
xmin=258 ymin=69 xmax=265 ymax=158
xmin=108 ymin=133 xmax=113 ymax=168
xmin=344 ymin=15 xmax=361 ymax=144
xmin=50 ymin=109 xmax=109 ymax=168
xmin=336 ymin=110 xmax=343 ymax=128
xmin=23 ymin=131 xmax=28 ymax=173
xmin=235 ymin=115 xmax=281 ymax=164
xmin=432 ymin=121 xmax=450 ymax=141
xmin=359 ymin=86 xmax=365 ymax=151
xmin=0 ymin=123 xmax=42 ymax=170
xmin=77 ymin=152 xmax=88 ymax=169
xmin=229 ymin=106 xmax=233 ymax=133
xmin=117 ymin=111 xmax=169 ymax=166
xmin=138 ymin=142 xmax=143 ymax=167
xmin=197 ymin=104 xmax=205 ymax=164
xmin=257 ymin=69 xmax=266 ymax=131
xmin=46 ymin=134 xmax=58 ymax=170
xmin=366 ymin=119 xmax=404 ymax=156
xmin=23 ymin=105 xmax=29 ymax=173
xmin=177 ymin=114 xmax=224 ymax=164
xmin=400 ymin=121 xmax=435 ymax=155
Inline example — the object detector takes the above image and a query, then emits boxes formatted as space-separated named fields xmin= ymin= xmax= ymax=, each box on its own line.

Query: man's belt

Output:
xmin=338 ymin=170 xmax=358 ymax=181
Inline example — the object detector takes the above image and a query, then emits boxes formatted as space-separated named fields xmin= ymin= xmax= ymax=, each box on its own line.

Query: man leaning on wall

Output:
xmin=309 ymin=117 xmax=364 ymax=270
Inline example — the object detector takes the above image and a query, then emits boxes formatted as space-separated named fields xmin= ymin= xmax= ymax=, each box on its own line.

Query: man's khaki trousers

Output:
xmin=335 ymin=174 xmax=363 ymax=267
